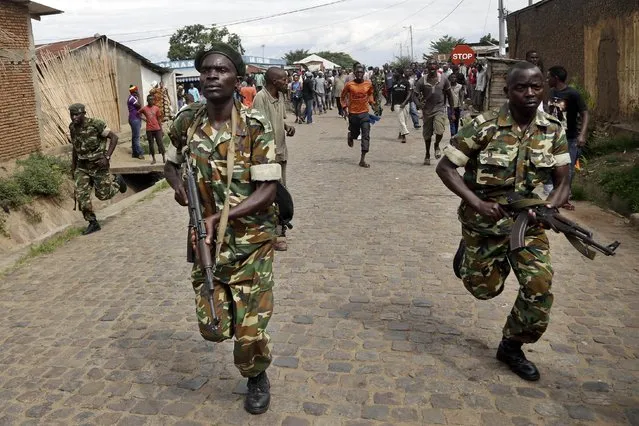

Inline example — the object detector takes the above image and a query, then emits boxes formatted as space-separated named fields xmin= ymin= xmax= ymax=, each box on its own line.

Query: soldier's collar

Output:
xmin=201 ymin=102 xmax=247 ymax=141
xmin=497 ymin=103 xmax=552 ymax=128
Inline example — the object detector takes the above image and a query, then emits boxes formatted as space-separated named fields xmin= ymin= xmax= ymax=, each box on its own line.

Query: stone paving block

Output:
xmin=0 ymin=115 xmax=637 ymax=426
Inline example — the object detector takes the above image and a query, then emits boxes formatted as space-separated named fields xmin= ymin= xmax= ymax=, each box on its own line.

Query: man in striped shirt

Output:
xmin=341 ymin=64 xmax=376 ymax=168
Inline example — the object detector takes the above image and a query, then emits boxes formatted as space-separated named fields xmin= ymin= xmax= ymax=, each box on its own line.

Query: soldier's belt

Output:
xmin=500 ymin=192 xmax=620 ymax=260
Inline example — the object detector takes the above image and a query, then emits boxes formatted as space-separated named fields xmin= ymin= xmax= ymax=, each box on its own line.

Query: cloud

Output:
xmin=32 ymin=0 xmax=534 ymax=65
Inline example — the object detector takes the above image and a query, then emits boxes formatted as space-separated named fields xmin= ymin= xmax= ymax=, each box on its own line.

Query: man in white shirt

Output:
xmin=473 ymin=63 xmax=487 ymax=111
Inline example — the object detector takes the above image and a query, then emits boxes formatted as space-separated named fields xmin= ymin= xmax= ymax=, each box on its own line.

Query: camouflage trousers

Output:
xmin=460 ymin=225 xmax=554 ymax=343
xmin=191 ymin=242 xmax=274 ymax=377
xmin=74 ymin=166 xmax=121 ymax=222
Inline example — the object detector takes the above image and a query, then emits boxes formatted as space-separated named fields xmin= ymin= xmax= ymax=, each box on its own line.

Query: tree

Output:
xmin=283 ymin=49 xmax=310 ymax=65
xmin=390 ymin=56 xmax=413 ymax=71
xmin=167 ymin=24 xmax=245 ymax=61
xmin=314 ymin=51 xmax=359 ymax=69
xmin=479 ymin=33 xmax=499 ymax=44
xmin=429 ymin=35 xmax=466 ymax=55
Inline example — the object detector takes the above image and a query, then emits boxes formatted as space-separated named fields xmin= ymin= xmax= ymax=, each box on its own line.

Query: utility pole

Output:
xmin=498 ymin=0 xmax=506 ymax=57
xmin=261 ymin=44 xmax=265 ymax=63
xmin=529 ymin=0 xmax=533 ymax=5
xmin=409 ymin=25 xmax=414 ymax=61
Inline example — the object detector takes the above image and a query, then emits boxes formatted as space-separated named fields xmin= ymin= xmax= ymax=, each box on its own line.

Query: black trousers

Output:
xmin=146 ymin=130 xmax=165 ymax=156
xmin=348 ymin=113 xmax=371 ymax=153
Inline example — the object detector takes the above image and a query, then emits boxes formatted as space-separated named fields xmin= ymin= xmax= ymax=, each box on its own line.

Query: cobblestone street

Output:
xmin=1 ymin=111 xmax=638 ymax=426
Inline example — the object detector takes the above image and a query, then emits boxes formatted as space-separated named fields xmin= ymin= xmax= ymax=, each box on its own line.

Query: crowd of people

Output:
xmin=70 ymin=40 xmax=591 ymax=416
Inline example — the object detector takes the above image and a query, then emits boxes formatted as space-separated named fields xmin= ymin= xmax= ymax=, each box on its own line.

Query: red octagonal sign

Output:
xmin=451 ymin=44 xmax=476 ymax=66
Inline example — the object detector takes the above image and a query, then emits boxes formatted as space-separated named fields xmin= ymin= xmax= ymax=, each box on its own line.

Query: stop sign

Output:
xmin=451 ymin=44 xmax=476 ymax=66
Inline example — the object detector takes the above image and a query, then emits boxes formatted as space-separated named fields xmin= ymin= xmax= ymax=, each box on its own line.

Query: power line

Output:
xmin=36 ymin=0 xmax=352 ymax=44
xmin=346 ymin=0 xmax=437 ymax=53
xmin=240 ymin=0 xmax=414 ymax=39
xmin=483 ymin=0 xmax=493 ymax=34
xmin=413 ymin=0 xmax=467 ymax=31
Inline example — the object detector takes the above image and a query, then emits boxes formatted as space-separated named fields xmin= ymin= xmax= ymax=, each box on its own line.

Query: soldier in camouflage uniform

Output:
xmin=371 ymin=67 xmax=385 ymax=116
xmin=164 ymin=43 xmax=280 ymax=415
xmin=436 ymin=62 xmax=571 ymax=381
xmin=69 ymin=103 xmax=127 ymax=235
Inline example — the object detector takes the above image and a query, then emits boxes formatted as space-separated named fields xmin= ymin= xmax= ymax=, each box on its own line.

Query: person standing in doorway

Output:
xmin=341 ymin=64 xmax=376 ymax=168
xmin=474 ymin=63 xmax=487 ymax=112
xmin=127 ymin=85 xmax=144 ymax=159
xmin=138 ymin=95 xmax=165 ymax=164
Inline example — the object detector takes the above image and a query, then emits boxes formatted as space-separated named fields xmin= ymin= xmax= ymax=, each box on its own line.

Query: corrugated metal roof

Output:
xmin=35 ymin=36 xmax=168 ymax=74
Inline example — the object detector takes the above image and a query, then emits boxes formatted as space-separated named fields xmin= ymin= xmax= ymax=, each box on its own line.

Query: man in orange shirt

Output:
xmin=341 ymin=65 xmax=376 ymax=168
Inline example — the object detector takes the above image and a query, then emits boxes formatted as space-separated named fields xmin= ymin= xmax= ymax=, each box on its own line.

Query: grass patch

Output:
xmin=585 ymin=133 xmax=639 ymax=158
xmin=598 ymin=165 xmax=639 ymax=213
xmin=16 ymin=227 xmax=83 ymax=267
xmin=570 ymin=184 xmax=588 ymax=201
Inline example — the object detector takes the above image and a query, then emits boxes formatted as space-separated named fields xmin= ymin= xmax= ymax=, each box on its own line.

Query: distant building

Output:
xmin=507 ymin=0 xmax=638 ymax=120
xmin=156 ymin=56 xmax=286 ymax=87
xmin=0 ymin=0 xmax=61 ymax=162
xmin=36 ymin=36 xmax=173 ymax=131
xmin=293 ymin=54 xmax=341 ymax=72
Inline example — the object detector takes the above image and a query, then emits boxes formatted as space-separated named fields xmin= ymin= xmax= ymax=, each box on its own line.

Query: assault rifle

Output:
xmin=503 ymin=192 xmax=620 ymax=260
xmin=182 ymin=147 xmax=220 ymax=330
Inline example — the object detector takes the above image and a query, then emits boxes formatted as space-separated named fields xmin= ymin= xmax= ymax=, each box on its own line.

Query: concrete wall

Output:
xmin=115 ymin=48 xmax=144 ymax=127
xmin=507 ymin=0 xmax=639 ymax=120
xmin=0 ymin=2 xmax=41 ymax=161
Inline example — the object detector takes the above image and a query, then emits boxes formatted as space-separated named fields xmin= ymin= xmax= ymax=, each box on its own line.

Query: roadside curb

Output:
xmin=0 ymin=180 xmax=168 ymax=275
xmin=630 ymin=214 xmax=639 ymax=229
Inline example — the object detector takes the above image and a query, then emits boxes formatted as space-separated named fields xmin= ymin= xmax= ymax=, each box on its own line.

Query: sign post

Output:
xmin=450 ymin=45 xmax=477 ymax=66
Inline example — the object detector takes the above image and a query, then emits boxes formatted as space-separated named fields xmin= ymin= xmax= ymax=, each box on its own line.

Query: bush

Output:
xmin=13 ymin=153 xmax=70 ymax=197
xmin=0 ymin=177 xmax=31 ymax=209
xmin=598 ymin=165 xmax=639 ymax=213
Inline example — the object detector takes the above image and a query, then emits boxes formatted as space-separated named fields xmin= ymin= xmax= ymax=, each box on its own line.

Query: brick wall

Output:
xmin=507 ymin=0 xmax=639 ymax=120
xmin=0 ymin=2 xmax=41 ymax=161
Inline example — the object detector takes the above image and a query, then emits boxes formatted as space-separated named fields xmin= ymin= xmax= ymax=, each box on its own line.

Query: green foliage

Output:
xmin=479 ymin=33 xmax=498 ymax=44
xmin=0 ymin=177 xmax=30 ymax=209
xmin=429 ymin=35 xmax=466 ymax=55
xmin=0 ymin=212 xmax=8 ymax=238
xmin=168 ymin=24 xmax=245 ymax=61
xmin=283 ymin=49 xmax=310 ymax=65
xmin=570 ymin=184 xmax=588 ymax=201
xmin=390 ymin=56 xmax=413 ymax=72
xmin=584 ymin=133 xmax=639 ymax=158
xmin=14 ymin=153 xmax=70 ymax=197
xmin=313 ymin=51 xmax=359 ymax=69
xmin=598 ymin=165 xmax=639 ymax=213
xmin=0 ymin=153 xmax=69 ymax=230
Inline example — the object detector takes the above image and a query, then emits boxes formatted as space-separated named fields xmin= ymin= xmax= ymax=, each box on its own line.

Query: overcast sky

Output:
xmin=32 ymin=0 xmax=535 ymax=65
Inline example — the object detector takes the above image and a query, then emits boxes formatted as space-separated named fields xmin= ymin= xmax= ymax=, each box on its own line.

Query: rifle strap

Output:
xmin=214 ymin=106 xmax=238 ymax=262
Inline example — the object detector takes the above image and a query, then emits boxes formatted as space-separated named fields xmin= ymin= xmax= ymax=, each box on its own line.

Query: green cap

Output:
xmin=69 ymin=103 xmax=86 ymax=114
xmin=194 ymin=42 xmax=246 ymax=76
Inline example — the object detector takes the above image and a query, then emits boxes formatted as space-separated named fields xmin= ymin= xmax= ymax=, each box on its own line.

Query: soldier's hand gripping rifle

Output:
xmin=182 ymin=146 xmax=220 ymax=330
xmin=503 ymin=192 xmax=620 ymax=260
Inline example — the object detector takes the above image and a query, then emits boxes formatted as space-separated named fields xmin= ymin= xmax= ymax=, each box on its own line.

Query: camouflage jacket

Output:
xmin=166 ymin=101 xmax=281 ymax=268
xmin=69 ymin=117 xmax=111 ymax=162
xmin=443 ymin=103 xmax=570 ymax=234
xmin=371 ymin=73 xmax=385 ymax=93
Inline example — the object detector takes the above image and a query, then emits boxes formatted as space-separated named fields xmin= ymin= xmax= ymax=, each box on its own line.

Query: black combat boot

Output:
xmin=453 ymin=238 xmax=466 ymax=279
xmin=496 ymin=338 xmax=540 ymax=381
xmin=82 ymin=220 xmax=101 ymax=235
xmin=244 ymin=371 xmax=270 ymax=415
xmin=116 ymin=175 xmax=128 ymax=193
